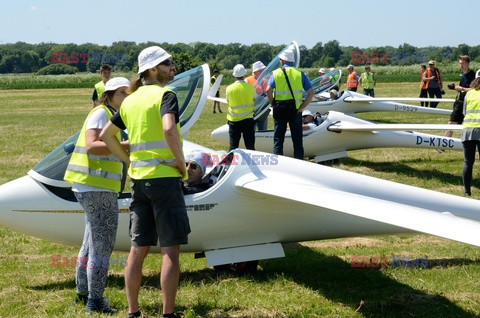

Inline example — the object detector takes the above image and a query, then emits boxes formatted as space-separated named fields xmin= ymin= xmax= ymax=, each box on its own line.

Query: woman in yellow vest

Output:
xmin=226 ymin=64 xmax=256 ymax=150
xmin=100 ymin=46 xmax=189 ymax=318
xmin=64 ymin=77 xmax=130 ymax=314
xmin=91 ymin=64 xmax=112 ymax=108
xmin=461 ymin=77 xmax=480 ymax=197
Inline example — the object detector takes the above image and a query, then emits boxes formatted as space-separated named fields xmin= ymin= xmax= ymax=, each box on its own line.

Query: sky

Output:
xmin=0 ymin=0 xmax=478 ymax=49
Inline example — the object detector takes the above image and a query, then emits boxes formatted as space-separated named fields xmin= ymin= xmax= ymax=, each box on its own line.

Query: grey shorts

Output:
xmin=129 ymin=177 xmax=190 ymax=247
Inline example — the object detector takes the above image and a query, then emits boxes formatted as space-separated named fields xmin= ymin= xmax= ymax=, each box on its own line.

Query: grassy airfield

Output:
xmin=0 ymin=82 xmax=479 ymax=317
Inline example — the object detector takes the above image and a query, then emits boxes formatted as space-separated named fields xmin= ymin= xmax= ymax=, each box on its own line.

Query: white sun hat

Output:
xmin=233 ymin=64 xmax=247 ymax=77
xmin=252 ymin=61 xmax=266 ymax=72
xmin=137 ymin=46 xmax=171 ymax=74
xmin=104 ymin=77 xmax=130 ymax=92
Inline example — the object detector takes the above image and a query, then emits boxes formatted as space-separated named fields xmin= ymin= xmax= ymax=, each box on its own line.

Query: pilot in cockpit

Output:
xmin=182 ymin=150 xmax=213 ymax=195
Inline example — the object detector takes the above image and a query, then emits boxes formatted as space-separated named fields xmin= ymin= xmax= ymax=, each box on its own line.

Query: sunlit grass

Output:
xmin=0 ymin=84 xmax=479 ymax=317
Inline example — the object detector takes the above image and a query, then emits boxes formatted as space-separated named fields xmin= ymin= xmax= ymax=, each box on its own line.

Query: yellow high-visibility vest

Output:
xmin=361 ymin=72 xmax=375 ymax=89
xmin=226 ymin=81 xmax=255 ymax=122
xmin=120 ymin=85 xmax=183 ymax=180
xmin=94 ymin=81 xmax=105 ymax=99
xmin=463 ymin=89 xmax=480 ymax=128
xmin=64 ymin=105 xmax=123 ymax=191
xmin=273 ymin=67 xmax=304 ymax=109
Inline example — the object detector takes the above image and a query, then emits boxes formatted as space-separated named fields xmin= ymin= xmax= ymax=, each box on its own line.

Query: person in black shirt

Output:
xmin=444 ymin=55 xmax=476 ymax=138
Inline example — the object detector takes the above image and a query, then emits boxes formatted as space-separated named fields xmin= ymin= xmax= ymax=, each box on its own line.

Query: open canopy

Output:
xmin=30 ymin=64 xmax=210 ymax=187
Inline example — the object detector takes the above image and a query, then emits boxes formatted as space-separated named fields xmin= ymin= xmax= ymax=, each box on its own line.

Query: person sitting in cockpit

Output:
xmin=182 ymin=150 xmax=213 ymax=195
xmin=302 ymin=110 xmax=319 ymax=131
xmin=327 ymin=89 xmax=339 ymax=101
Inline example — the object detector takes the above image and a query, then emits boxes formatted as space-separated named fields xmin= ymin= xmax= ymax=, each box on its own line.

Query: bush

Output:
xmin=36 ymin=64 xmax=78 ymax=75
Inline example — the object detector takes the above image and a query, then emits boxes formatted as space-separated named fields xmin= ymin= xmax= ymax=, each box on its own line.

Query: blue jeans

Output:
xmin=273 ymin=112 xmax=304 ymax=159
xmin=363 ymin=88 xmax=375 ymax=97
xmin=427 ymin=87 xmax=442 ymax=108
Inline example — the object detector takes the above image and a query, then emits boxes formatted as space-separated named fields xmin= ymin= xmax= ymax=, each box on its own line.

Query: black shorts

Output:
xmin=129 ymin=177 xmax=190 ymax=247
xmin=450 ymin=100 xmax=464 ymax=124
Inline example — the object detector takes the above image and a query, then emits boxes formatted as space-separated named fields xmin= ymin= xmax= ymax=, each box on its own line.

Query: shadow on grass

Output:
xmin=253 ymin=244 xmax=478 ymax=318
xmin=27 ymin=246 xmax=479 ymax=317
xmin=342 ymin=157 xmax=475 ymax=187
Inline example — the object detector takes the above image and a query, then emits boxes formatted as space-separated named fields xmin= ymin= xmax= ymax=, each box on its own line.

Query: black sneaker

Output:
xmin=126 ymin=311 xmax=149 ymax=318
xmin=86 ymin=297 xmax=116 ymax=315
xmin=72 ymin=293 xmax=88 ymax=306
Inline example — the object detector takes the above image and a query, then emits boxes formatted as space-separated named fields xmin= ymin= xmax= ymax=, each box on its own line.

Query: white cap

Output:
xmin=185 ymin=150 xmax=212 ymax=174
xmin=329 ymin=89 xmax=338 ymax=95
xmin=476 ymin=69 xmax=480 ymax=79
xmin=252 ymin=61 xmax=266 ymax=72
xmin=318 ymin=68 xmax=325 ymax=74
xmin=233 ymin=64 xmax=247 ymax=77
xmin=347 ymin=64 xmax=354 ymax=69
xmin=279 ymin=49 xmax=295 ymax=63
xmin=302 ymin=109 xmax=313 ymax=117
xmin=104 ymin=77 xmax=130 ymax=92
xmin=137 ymin=46 xmax=172 ymax=74
xmin=330 ymin=67 xmax=335 ymax=72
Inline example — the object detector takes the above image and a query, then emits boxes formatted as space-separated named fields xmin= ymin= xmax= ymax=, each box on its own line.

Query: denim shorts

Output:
xmin=129 ymin=177 xmax=190 ymax=247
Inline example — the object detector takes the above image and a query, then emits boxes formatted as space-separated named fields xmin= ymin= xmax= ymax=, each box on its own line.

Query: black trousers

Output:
xmin=228 ymin=118 xmax=255 ymax=151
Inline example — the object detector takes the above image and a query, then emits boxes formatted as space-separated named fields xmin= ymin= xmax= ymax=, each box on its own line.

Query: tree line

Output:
xmin=1 ymin=40 xmax=479 ymax=74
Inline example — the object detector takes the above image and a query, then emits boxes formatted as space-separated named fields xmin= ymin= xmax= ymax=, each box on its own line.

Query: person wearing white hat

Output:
xmin=318 ymin=68 xmax=325 ymax=76
xmin=266 ymin=49 xmax=314 ymax=159
xmin=182 ymin=150 xmax=213 ymax=195
xmin=301 ymin=109 xmax=318 ymax=131
xmin=226 ymin=64 xmax=256 ymax=151
xmin=65 ymin=76 xmax=130 ymax=314
xmin=100 ymin=46 xmax=189 ymax=318
xmin=346 ymin=64 xmax=359 ymax=92
xmin=423 ymin=60 xmax=443 ymax=108
xmin=245 ymin=60 xmax=269 ymax=130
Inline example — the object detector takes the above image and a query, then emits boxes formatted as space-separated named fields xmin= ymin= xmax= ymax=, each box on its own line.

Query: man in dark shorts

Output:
xmin=101 ymin=46 xmax=189 ymax=318
xmin=444 ymin=55 xmax=476 ymax=138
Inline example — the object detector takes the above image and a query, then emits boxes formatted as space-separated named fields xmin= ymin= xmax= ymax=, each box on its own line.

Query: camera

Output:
xmin=447 ymin=83 xmax=455 ymax=90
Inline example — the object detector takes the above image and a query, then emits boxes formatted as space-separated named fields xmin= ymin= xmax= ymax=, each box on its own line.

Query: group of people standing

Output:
xmin=67 ymin=46 xmax=190 ymax=318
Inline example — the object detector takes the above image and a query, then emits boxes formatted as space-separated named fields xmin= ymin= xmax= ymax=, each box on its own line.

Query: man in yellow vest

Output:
xmin=226 ymin=64 xmax=256 ymax=151
xmin=461 ymin=77 xmax=480 ymax=197
xmin=92 ymin=64 xmax=112 ymax=108
xmin=100 ymin=46 xmax=188 ymax=318
xmin=266 ymin=49 xmax=314 ymax=159
xmin=211 ymin=69 xmax=222 ymax=113
xmin=358 ymin=65 xmax=376 ymax=97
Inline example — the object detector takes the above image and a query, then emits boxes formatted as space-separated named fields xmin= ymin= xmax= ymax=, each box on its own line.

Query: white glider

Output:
xmin=211 ymin=110 xmax=463 ymax=162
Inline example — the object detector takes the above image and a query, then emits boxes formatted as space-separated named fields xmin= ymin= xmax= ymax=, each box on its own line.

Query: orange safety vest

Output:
xmin=424 ymin=68 xmax=441 ymax=89
xmin=347 ymin=72 xmax=358 ymax=89
xmin=420 ymin=70 xmax=427 ymax=89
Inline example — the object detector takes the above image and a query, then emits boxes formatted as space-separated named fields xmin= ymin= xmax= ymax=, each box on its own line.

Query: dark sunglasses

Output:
xmin=159 ymin=58 xmax=174 ymax=66
xmin=186 ymin=162 xmax=199 ymax=170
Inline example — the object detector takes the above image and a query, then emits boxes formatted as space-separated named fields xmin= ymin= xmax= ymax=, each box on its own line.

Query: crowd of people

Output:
xmin=65 ymin=46 xmax=480 ymax=317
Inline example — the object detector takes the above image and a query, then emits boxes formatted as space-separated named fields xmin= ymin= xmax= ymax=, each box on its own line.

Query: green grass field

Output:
xmin=0 ymin=83 xmax=479 ymax=317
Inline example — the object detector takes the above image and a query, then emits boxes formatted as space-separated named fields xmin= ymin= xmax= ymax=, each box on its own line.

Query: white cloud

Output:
xmin=30 ymin=6 xmax=40 ymax=11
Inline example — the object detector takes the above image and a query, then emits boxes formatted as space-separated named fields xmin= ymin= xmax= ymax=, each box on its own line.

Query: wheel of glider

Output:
xmin=213 ymin=260 xmax=259 ymax=274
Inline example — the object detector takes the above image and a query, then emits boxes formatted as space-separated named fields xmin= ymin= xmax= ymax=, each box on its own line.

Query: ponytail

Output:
xmin=129 ymin=71 xmax=147 ymax=94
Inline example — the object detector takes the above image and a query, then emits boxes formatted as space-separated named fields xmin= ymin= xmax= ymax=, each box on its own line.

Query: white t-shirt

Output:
xmin=72 ymin=108 xmax=114 ymax=193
